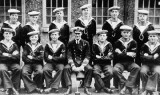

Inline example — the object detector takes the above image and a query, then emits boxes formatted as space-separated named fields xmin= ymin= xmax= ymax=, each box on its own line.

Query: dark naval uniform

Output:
xmin=49 ymin=21 xmax=70 ymax=46
xmin=113 ymin=38 xmax=140 ymax=89
xmin=43 ymin=41 xmax=66 ymax=89
xmin=75 ymin=17 xmax=96 ymax=48
xmin=92 ymin=41 xmax=113 ymax=91
xmin=63 ymin=39 xmax=92 ymax=88
xmin=102 ymin=18 xmax=123 ymax=45
xmin=22 ymin=23 xmax=41 ymax=47
xmin=22 ymin=43 xmax=44 ymax=92
xmin=140 ymin=42 xmax=160 ymax=92
xmin=132 ymin=22 xmax=154 ymax=65
xmin=0 ymin=21 xmax=23 ymax=48
xmin=0 ymin=40 xmax=21 ymax=90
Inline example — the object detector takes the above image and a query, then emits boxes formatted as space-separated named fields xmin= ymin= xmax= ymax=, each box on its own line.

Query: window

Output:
xmin=91 ymin=0 xmax=114 ymax=27
xmin=42 ymin=0 xmax=71 ymax=27
xmin=0 ymin=0 xmax=24 ymax=25
xmin=136 ymin=0 xmax=160 ymax=29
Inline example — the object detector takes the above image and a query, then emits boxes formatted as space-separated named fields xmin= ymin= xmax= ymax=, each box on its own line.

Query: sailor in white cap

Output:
xmin=43 ymin=28 xmax=66 ymax=93
xmin=21 ymin=30 xmax=44 ymax=93
xmin=92 ymin=29 xmax=114 ymax=93
xmin=102 ymin=6 xmax=123 ymax=45
xmin=113 ymin=25 xmax=140 ymax=95
xmin=75 ymin=4 xmax=96 ymax=51
xmin=0 ymin=9 xmax=23 ymax=48
xmin=0 ymin=26 xmax=21 ymax=95
xmin=49 ymin=7 xmax=69 ymax=46
xmin=140 ymin=30 xmax=160 ymax=95
xmin=50 ymin=7 xmax=70 ymax=88
xmin=132 ymin=9 xmax=154 ymax=65
xmin=22 ymin=11 xmax=41 ymax=47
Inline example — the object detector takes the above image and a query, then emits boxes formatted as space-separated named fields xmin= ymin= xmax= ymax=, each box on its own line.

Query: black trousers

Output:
xmin=113 ymin=62 xmax=140 ymax=88
xmin=93 ymin=64 xmax=113 ymax=91
xmin=43 ymin=63 xmax=64 ymax=89
xmin=0 ymin=63 xmax=21 ymax=90
xmin=140 ymin=64 xmax=160 ymax=91
xmin=22 ymin=64 xmax=43 ymax=92
xmin=63 ymin=64 xmax=93 ymax=88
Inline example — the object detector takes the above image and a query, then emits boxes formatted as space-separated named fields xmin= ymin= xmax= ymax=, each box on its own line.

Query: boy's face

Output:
xmin=110 ymin=10 xmax=119 ymax=18
xmin=98 ymin=34 xmax=107 ymax=42
xmin=148 ymin=34 xmax=158 ymax=43
xmin=3 ymin=32 xmax=13 ymax=40
xmin=82 ymin=8 xmax=90 ymax=16
xmin=29 ymin=34 xmax=39 ymax=44
xmin=55 ymin=11 xmax=64 ymax=19
xmin=29 ymin=15 xmax=39 ymax=24
xmin=50 ymin=32 xmax=59 ymax=41
xmin=138 ymin=13 xmax=148 ymax=22
xmin=121 ymin=30 xmax=131 ymax=39
xmin=10 ymin=13 xmax=18 ymax=22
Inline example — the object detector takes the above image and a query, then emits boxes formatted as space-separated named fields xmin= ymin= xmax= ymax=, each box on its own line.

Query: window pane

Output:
xmin=97 ymin=8 xmax=102 ymax=16
xmin=97 ymin=17 xmax=102 ymax=24
xmin=46 ymin=0 xmax=51 ymax=7
xmin=103 ymin=0 xmax=108 ymax=7
xmin=63 ymin=0 xmax=68 ymax=7
xmin=149 ymin=17 xmax=154 ymax=23
xmin=0 ymin=0 xmax=4 ymax=6
xmin=52 ymin=17 xmax=56 ymax=21
xmin=149 ymin=9 xmax=154 ymax=16
xmin=109 ymin=0 xmax=113 ymax=7
xmin=11 ymin=0 xmax=16 ymax=6
xmin=52 ymin=0 xmax=56 ymax=7
xmin=92 ymin=0 xmax=96 ymax=7
xmin=139 ymin=0 xmax=143 ymax=8
xmin=155 ymin=17 xmax=159 ymax=25
xmin=63 ymin=8 xmax=68 ymax=16
xmin=5 ymin=0 xmax=10 ymax=6
xmin=17 ymin=0 xmax=21 ymax=6
xmin=150 ymin=0 xmax=155 ymax=8
xmin=98 ymin=0 xmax=102 ymax=7
xmin=47 ymin=17 xmax=51 ymax=24
xmin=47 ymin=8 xmax=51 ymax=15
xmin=155 ymin=9 xmax=160 ymax=16
xmin=103 ymin=7 xmax=108 ymax=16
xmin=58 ymin=0 xmax=62 ymax=7
xmin=18 ymin=16 xmax=22 ymax=22
xmin=144 ymin=0 xmax=149 ymax=8
xmin=92 ymin=7 xmax=96 ymax=16
xmin=0 ymin=7 xmax=4 ymax=15
xmin=5 ymin=7 xmax=10 ymax=15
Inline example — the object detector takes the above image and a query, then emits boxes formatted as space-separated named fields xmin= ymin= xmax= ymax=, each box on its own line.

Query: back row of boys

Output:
xmin=0 ymin=3 xmax=158 ymax=95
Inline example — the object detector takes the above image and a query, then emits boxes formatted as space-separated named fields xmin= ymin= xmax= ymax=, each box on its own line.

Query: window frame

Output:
xmin=42 ymin=0 xmax=71 ymax=31
xmin=134 ymin=0 xmax=160 ymax=29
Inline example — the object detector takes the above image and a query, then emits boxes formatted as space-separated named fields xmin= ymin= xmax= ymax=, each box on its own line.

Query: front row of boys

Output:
xmin=0 ymin=14 xmax=160 ymax=95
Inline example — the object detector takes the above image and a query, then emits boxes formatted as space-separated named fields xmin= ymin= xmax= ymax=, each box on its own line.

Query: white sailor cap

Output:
xmin=148 ymin=30 xmax=160 ymax=35
xmin=8 ymin=9 xmax=20 ymax=13
xmin=80 ymin=4 xmax=91 ymax=10
xmin=96 ymin=29 xmax=108 ymax=35
xmin=138 ymin=10 xmax=149 ymax=15
xmin=49 ymin=29 xmax=60 ymax=34
xmin=53 ymin=7 xmax=64 ymax=13
xmin=27 ymin=31 xmax=39 ymax=35
xmin=120 ymin=25 xmax=132 ymax=31
xmin=108 ymin=6 xmax=120 ymax=11
xmin=28 ymin=11 xmax=40 ymax=16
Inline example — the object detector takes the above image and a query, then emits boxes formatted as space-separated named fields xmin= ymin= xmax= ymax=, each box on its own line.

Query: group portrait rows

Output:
xmin=0 ymin=3 xmax=159 ymax=95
